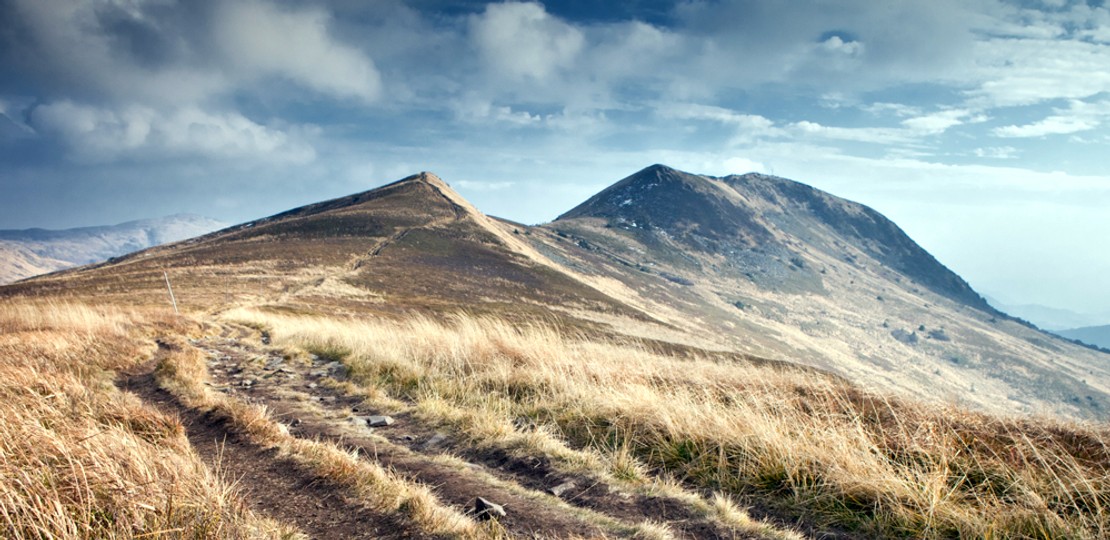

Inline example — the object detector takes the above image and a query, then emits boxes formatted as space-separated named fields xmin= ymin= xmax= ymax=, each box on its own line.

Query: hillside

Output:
xmin=539 ymin=165 xmax=1110 ymax=419
xmin=4 ymin=167 xmax=1110 ymax=539
xmin=5 ymin=168 xmax=1107 ymax=420
xmin=1058 ymin=324 xmax=1110 ymax=350
xmin=0 ymin=214 xmax=226 ymax=284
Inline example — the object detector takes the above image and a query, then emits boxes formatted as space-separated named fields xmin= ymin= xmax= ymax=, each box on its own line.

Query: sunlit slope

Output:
xmin=0 ymin=173 xmax=639 ymax=323
xmin=4 ymin=167 xmax=1108 ymax=419
xmin=538 ymin=165 xmax=1110 ymax=419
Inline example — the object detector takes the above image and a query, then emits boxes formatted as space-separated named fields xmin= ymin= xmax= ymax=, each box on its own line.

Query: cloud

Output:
xmin=658 ymin=103 xmax=776 ymax=131
xmin=789 ymin=121 xmax=918 ymax=145
xmin=30 ymin=101 xmax=315 ymax=164
xmin=993 ymin=99 xmax=1110 ymax=138
xmin=454 ymin=96 xmax=542 ymax=125
xmin=469 ymin=2 xmax=585 ymax=82
xmin=211 ymin=0 xmax=383 ymax=102
xmin=994 ymin=116 xmax=1098 ymax=138
xmin=973 ymin=146 xmax=1019 ymax=159
xmin=722 ymin=156 xmax=767 ymax=174
xmin=3 ymin=0 xmax=382 ymax=105
xmin=901 ymin=109 xmax=986 ymax=135
xmin=970 ymin=38 xmax=1110 ymax=107
xmin=4 ymin=0 xmax=226 ymax=104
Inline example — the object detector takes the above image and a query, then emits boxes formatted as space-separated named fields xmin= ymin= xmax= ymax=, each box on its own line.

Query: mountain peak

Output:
xmin=557 ymin=164 xmax=771 ymax=249
xmin=397 ymin=171 xmax=451 ymax=190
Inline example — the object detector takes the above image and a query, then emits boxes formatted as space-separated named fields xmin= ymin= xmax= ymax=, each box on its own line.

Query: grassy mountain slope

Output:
xmin=4 ymin=167 xmax=1110 ymax=538
xmin=541 ymin=165 xmax=1109 ymax=419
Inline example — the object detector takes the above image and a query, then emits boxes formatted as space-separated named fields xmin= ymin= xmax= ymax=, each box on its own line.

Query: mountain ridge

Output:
xmin=4 ymin=165 xmax=1107 ymax=419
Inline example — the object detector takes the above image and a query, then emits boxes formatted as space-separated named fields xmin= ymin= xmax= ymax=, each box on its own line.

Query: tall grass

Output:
xmin=229 ymin=308 xmax=1110 ymax=538
xmin=0 ymin=300 xmax=296 ymax=539
xmin=151 ymin=336 xmax=485 ymax=539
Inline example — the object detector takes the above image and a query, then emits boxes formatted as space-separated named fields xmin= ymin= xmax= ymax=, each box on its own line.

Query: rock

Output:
xmin=928 ymin=329 xmax=951 ymax=341
xmin=474 ymin=497 xmax=506 ymax=520
xmin=422 ymin=432 xmax=447 ymax=449
xmin=240 ymin=379 xmax=254 ymax=387
xmin=264 ymin=358 xmax=284 ymax=370
xmin=547 ymin=481 xmax=577 ymax=498
xmin=891 ymin=329 xmax=919 ymax=345
xmin=308 ymin=382 xmax=318 ymax=389
xmin=367 ymin=415 xmax=395 ymax=427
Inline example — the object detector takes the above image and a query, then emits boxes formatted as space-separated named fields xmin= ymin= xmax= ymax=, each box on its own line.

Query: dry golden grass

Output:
xmin=0 ymin=300 xmax=298 ymax=539
xmin=150 ymin=332 xmax=486 ymax=539
xmin=229 ymin=308 xmax=1110 ymax=539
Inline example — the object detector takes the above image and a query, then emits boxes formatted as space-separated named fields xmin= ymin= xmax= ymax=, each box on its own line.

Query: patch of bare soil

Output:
xmin=199 ymin=331 xmax=771 ymax=539
xmin=118 ymin=362 xmax=433 ymax=540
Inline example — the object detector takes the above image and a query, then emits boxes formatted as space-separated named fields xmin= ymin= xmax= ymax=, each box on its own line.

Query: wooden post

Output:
xmin=163 ymin=270 xmax=179 ymax=315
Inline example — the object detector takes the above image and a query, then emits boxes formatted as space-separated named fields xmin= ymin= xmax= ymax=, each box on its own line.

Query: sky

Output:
xmin=1 ymin=0 xmax=1109 ymax=319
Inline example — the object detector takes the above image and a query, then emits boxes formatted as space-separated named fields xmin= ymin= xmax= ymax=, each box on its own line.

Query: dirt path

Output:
xmin=118 ymin=354 xmax=434 ymax=540
xmin=200 ymin=325 xmax=769 ymax=539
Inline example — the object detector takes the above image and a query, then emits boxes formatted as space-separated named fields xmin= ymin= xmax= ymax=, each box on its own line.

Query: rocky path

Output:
xmin=118 ymin=348 xmax=431 ymax=540
xmin=192 ymin=323 xmax=770 ymax=539
xmin=114 ymin=319 xmax=785 ymax=539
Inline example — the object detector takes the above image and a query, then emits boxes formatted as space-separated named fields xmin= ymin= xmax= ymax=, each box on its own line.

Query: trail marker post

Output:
xmin=163 ymin=270 xmax=179 ymax=315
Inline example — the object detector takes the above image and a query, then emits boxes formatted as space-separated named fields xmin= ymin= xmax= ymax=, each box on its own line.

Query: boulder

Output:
xmin=474 ymin=497 xmax=506 ymax=520
xmin=367 ymin=415 xmax=395 ymax=427
xmin=547 ymin=481 xmax=577 ymax=498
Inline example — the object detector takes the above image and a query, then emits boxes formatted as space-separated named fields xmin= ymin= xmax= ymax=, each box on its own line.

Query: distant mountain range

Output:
xmin=4 ymin=166 xmax=1107 ymax=419
xmin=984 ymin=296 xmax=1110 ymax=331
xmin=0 ymin=214 xmax=227 ymax=284
xmin=1056 ymin=325 xmax=1110 ymax=350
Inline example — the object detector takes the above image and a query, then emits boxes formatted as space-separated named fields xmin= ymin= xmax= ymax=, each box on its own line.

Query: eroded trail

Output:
xmin=118 ymin=351 xmax=430 ymax=540
xmin=197 ymin=323 xmax=770 ymax=539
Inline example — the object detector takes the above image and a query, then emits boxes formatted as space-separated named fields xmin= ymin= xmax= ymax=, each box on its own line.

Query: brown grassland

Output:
xmin=3 ymin=296 xmax=1109 ymax=538
xmin=0 ymin=301 xmax=298 ymax=538
xmin=227 ymin=308 xmax=1110 ymax=539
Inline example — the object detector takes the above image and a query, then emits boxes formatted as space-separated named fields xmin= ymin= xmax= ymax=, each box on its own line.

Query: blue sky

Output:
xmin=1 ymin=0 xmax=1109 ymax=317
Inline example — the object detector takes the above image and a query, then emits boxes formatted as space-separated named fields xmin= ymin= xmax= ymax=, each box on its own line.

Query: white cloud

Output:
xmin=970 ymin=38 xmax=1110 ymax=107
xmin=994 ymin=116 xmax=1098 ymax=138
xmin=993 ymin=99 xmax=1110 ymax=138
xmin=454 ymin=97 xmax=542 ymax=125
xmin=973 ymin=146 xmax=1019 ymax=159
xmin=659 ymin=103 xmax=776 ymax=131
xmin=212 ymin=0 xmax=382 ymax=102
xmin=722 ymin=157 xmax=767 ymax=174
xmin=469 ymin=2 xmax=585 ymax=82
xmin=901 ymin=109 xmax=984 ymax=135
xmin=819 ymin=35 xmax=865 ymax=56
xmin=31 ymin=101 xmax=315 ymax=164
xmin=789 ymin=120 xmax=918 ymax=145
